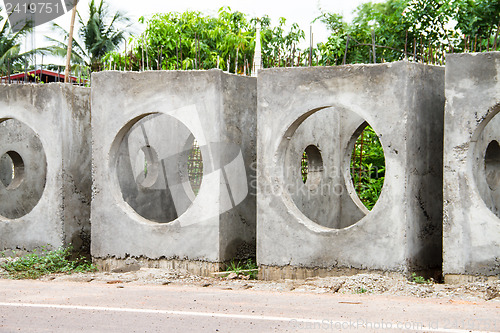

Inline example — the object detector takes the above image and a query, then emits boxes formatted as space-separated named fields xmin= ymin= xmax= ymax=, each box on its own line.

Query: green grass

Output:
xmin=0 ymin=246 xmax=97 ymax=280
xmin=224 ymin=258 xmax=258 ymax=280
xmin=356 ymin=287 xmax=368 ymax=294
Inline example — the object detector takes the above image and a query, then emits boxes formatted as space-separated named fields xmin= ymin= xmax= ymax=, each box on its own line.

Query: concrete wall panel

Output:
xmin=443 ymin=52 xmax=500 ymax=281
xmin=90 ymin=70 xmax=256 ymax=269
xmin=257 ymin=62 xmax=445 ymax=278
xmin=0 ymin=84 xmax=91 ymax=253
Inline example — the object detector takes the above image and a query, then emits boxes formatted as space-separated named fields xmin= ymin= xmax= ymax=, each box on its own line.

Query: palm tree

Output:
xmin=0 ymin=8 xmax=35 ymax=76
xmin=46 ymin=0 xmax=130 ymax=72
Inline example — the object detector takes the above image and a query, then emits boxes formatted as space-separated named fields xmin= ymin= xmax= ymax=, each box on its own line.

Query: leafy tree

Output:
xmin=216 ymin=8 xmax=254 ymax=71
xmin=315 ymin=13 xmax=349 ymax=65
xmin=317 ymin=0 xmax=411 ymax=65
xmin=102 ymin=0 xmax=498 ymax=73
xmin=119 ymin=8 xmax=254 ymax=72
xmin=0 ymin=8 xmax=35 ymax=75
xmin=80 ymin=0 xmax=129 ymax=70
xmin=454 ymin=0 xmax=500 ymax=50
xmin=259 ymin=16 xmax=305 ymax=67
xmin=104 ymin=8 xmax=306 ymax=74
xmin=45 ymin=0 xmax=130 ymax=71
xmin=318 ymin=0 xmax=499 ymax=65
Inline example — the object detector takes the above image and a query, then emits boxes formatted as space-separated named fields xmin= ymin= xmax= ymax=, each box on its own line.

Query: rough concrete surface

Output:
xmin=90 ymin=70 xmax=256 ymax=269
xmin=0 ymin=84 xmax=91 ymax=253
xmin=257 ymin=62 xmax=445 ymax=277
xmin=443 ymin=51 xmax=500 ymax=279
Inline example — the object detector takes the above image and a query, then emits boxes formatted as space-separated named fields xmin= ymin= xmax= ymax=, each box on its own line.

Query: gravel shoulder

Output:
xmin=1 ymin=262 xmax=498 ymax=303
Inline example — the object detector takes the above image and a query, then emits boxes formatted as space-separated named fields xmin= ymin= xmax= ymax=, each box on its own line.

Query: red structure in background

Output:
xmin=1 ymin=69 xmax=86 ymax=85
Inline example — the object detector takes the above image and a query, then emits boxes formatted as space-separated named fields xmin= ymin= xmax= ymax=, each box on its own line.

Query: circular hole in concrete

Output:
xmin=301 ymin=145 xmax=323 ymax=186
xmin=285 ymin=107 xmax=385 ymax=229
xmin=0 ymin=151 xmax=25 ymax=190
xmin=0 ymin=118 xmax=47 ymax=219
xmin=349 ymin=125 xmax=386 ymax=211
xmin=485 ymin=140 xmax=500 ymax=191
xmin=473 ymin=109 xmax=500 ymax=219
xmin=116 ymin=114 xmax=203 ymax=223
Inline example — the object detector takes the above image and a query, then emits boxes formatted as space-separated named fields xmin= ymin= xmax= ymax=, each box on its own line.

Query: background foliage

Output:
xmin=350 ymin=126 xmax=386 ymax=210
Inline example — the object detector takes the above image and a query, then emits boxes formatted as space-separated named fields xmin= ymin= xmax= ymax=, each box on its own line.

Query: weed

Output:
xmin=356 ymin=287 xmax=368 ymax=294
xmin=0 ymin=246 xmax=97 ymax=280
xmin=225 ymin=258 xmax=258 ymax=280
xmin=411 ymin=273 xmax=432 ymax=284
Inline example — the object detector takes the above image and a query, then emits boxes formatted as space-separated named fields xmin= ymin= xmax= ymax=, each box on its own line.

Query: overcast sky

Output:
xmin=3 ymin=0 xmax=378 ymax=65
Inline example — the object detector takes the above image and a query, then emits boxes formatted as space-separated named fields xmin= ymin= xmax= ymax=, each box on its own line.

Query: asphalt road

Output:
xmin=0 ymin=280 xmax=499 ymax=332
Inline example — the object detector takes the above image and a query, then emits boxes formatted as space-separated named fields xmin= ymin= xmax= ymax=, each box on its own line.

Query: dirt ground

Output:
xmin=2 ymin=261 xmax=498 ymax=303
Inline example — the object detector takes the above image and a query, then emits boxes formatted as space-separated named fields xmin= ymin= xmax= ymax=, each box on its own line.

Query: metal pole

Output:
xmin=198 ymin=37 xmax=201 ymax=69
xmin=343 ymin=36 xmax=350 ymax=65
xmin=141 ymin=38 xmax=145 ymax=71
xmin=145 ymin=37 xmax=149 ymax=70
xmin=413 ymin=38 xmax=417 ymax=61
xmin=309 ymin=26 xmax=313 ymax=66
xmin=160 ymin=47 xmax=163 ymax=70
xmin=404 ymin=31 xmax=408 ymax=60
xmin=372 ymin=30 xmax=376 ymax=64
xmin=179 ymin=35 xmax=183 ymax=69
xmin=494 ymin=22 xmax=500 ymax=50
xmin=40 ymin=55 xmax=44 ymax=82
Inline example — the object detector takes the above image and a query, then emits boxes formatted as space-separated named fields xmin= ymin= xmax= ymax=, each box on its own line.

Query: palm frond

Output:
xmin=0 ymin=45 xmax=21 ymax=64
xmin=36 ymin=0 xmax=130 ymax=71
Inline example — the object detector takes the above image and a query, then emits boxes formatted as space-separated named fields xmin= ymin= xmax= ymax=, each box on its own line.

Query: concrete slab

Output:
xmin=90 ymin=70 xmax=256 ymax=273
xmin=0 ymin=84 xmax=91 ymax=253
xmin=257 ymin=62 xmax=445 ymax=278
xmin=443 ymin=52 xmax=500 ymax=281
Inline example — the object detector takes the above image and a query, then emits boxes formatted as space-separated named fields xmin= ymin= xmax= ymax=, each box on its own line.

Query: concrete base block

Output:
xmin=443 ymin=52 xmax=500 ymax=277
xmin=94 ymin=257 xmax=223 ymax=277
xmin=444 ymin=274 xmax=499 ymax=285
xmin=258 ymin=265 xmax=405 ymax=281
xmin=257 ymin=62 xmax=445 ymax=277
xmin=91 ymin=70 xmax=257 ymax=265
xmin=0 ymin=84 xmax=91 ymax=253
